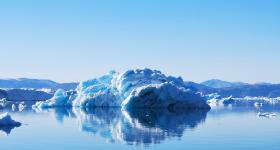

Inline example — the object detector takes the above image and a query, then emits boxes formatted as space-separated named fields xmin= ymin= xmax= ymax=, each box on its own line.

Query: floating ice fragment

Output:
xmin=222 ymin=96 xmax=234 ymax=105
xmin=11 ymin=104 xmax=16 ymax=111
xmin=257 ymin=112 xmax=277 ymax=118
xmin=18 ymin=102 xmax=26 ymax=112
xmin=0 ymin=98 xmax=8 ymax=108
xmin=33 ymin=89 xmax=75 ymax=108
xmin=254 ymin=102 xmax=263 ymax=108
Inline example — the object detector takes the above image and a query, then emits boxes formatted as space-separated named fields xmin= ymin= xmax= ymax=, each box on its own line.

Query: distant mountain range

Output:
xmin=213 ymin=84 xmax=280 ymax=98
xmin=186 ymin=79 xmax=280 ymax=98
xmin=0 ymin=78 xmax=77 ymax=101
xmin=201 ymin=79 xmax=249 ymax=88
xmin=0 ymin=78 xmax=279 ymax=99
xmin=0 ymin=78 xmax=78 ymax=90
xmin=0 ymin=89 xmax=53 ymax=101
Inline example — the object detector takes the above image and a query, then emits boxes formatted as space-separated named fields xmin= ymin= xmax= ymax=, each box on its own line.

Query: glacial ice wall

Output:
xmin=34 ymin=69 xmax=210 ymax=110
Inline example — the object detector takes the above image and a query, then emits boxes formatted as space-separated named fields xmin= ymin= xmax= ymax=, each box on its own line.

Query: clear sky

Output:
xmin=0 ymin=0 xmax=279 ymax=83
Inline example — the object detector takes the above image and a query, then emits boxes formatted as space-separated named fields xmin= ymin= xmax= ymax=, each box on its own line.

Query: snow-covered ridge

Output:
xmin=201 ymin=79 xmax=248 ymax=88
xmin=34 ymin=69 xmax=210 ymax=110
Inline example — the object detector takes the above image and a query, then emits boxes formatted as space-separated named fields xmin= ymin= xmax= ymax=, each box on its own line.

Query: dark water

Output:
xmin=0 ymin=105 xmax=280 ymax=150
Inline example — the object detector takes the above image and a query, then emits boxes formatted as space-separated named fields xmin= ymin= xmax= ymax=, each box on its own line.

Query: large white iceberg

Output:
xmin=34 ymin=69 xmax=210 ymax=110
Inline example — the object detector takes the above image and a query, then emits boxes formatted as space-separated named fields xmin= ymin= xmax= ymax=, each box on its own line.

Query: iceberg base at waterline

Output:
xmin=33 ymin=69 xmax=210 ymax=110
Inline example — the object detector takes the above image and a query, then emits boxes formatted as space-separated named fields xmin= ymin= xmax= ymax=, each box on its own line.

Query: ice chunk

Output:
xmin=254 ymin=102 xmax=263 ymax=108
xmin=18 ymin=102 xmax=26 ymax=112
xmin=257 ymin=112 xmax=277 ymax=118
xmin=0 ymin=98 xmax=8 ymax=108
xmin=72 ymin=71 xmax=121 ymax=107
xmin=73 ymin=89 xmax=120 ymax=107
xmin=11 ymin=104 xmax=16 ymax=111
xmin=205 ymin=93 xmax=221 ymax=100
xmin=222 ymin=96 xmax=234 ymax=105
xmin=33 ymin=89 xmax=74 ymax=108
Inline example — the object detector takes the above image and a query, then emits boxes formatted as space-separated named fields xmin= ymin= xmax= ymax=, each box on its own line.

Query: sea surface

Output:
xmin=0 ymin=104 xmax=280 ymax=150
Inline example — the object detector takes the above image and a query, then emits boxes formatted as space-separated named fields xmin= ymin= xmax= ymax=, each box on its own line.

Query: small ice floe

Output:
xmin=11 ymin=104 xmax=17 ymax=111
xmin=0 ymin=113 xmax=21 ymax=126
xmin=254 ymin=102 xmax=263 ymax=108
xmin=257 ymin=112 xmax=277 ymax=118
xmin=205 ymin=93 xmax=223 ymax=107
xmin=18 ymin=102 xmax=26 ymax=112
xmin=222 ymin=96 xmax=234 ymax=105
xmin=0 ymin=98 xmax=8 ymax=108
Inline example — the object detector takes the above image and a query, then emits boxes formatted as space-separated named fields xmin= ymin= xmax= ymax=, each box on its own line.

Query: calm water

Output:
xmin=0 ymin=105 xmax=280 ymax=150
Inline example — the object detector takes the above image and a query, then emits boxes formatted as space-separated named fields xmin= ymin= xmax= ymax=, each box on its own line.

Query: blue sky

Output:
xmin=0 ymin=0 xmax=279 ymax=83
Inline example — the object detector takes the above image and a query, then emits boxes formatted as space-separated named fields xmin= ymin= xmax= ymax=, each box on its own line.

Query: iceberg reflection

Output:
xmin=119 ymin=109 xmax=208 ymax=145
xmin=0 ymin=125 xmax=19 ymax=135
xmin=52 ymin=107 xmax=208 ymax=145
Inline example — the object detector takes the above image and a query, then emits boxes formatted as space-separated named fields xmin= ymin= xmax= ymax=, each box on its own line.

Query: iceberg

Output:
xmin=34 ymin=69 xmax=210 ymax=110
xmin=222 ymin=96 xmax=235 ymax=105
